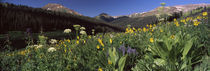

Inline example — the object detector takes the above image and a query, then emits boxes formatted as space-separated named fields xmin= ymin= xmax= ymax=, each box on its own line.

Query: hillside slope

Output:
xmin=42 ymin=3 xmax=82 ymax=16
xmin=0 ymin=3 xmax=124 ymax=34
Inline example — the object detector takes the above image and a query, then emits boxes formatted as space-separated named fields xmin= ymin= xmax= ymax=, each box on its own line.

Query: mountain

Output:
xmin=97 ymin=3 xmax=210 ymax=22
xmin=42 ymin=3 xmax=82 ymax=15
xmin=95 ymin=3 xmax=210 ymax=28
xmin=0 ymin=3 xmax=123 ymax=34
xmin=95 ymin=13 xmax=115 ymax=22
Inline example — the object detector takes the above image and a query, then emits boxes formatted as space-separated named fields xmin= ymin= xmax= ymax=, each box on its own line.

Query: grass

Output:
xmin=0 ymin=11 xmax=209 ymax=71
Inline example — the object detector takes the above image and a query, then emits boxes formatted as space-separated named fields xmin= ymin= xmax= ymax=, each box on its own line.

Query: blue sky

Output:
xmin=3 ymin=0 xmax=210 ymax=17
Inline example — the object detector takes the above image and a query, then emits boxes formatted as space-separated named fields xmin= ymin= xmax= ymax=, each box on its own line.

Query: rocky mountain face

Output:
xmin=96 ymin=3 xmax=210 ymax=22
xmin=42 ymin=3 xmax=82 ymax=15
xmin=127 ymin=3 xmax=210 ymax=18
xmin=174 ymin=3 xmax=210 ymax=12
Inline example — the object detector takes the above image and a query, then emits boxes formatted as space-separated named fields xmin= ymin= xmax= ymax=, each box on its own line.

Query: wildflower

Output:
xmin=67 ymin=39 xmax=70 ymax=43
xmin=193 ymin=20 xmax=200 ymax=26
xmin=160 ymin=29 xmax=163 ymax=32
xmin=153 ymin=24 xmax=156 ymax=27
xmin=36 ymin=45 xmax=43 ymax=49
xmin=174 ymin=21 xmax=179 ymax=27
xmin=110 ymin=38 xmax=112 ymax=44
xmin=92 ymin=29 xmax=95 ymax=35
xmin=146 ymin=24 xmax=149 ymax=27
xmin=88 ymin=35 xmax=91 ymax=39
xmin=80 ymin=27 xmax=86 ymax=30
xmin=80 ymin=30 xmax=87 ymax=35
xmin=98 ymin=67 xmax=103 ymax=71
xmin=173 ymin=18 xmax=177 ymax=21
xmin=149 ymin=24 xmax=152 ymax=28
xmin=202 ymin=12 xmax=207 ymax=16
xmin=76 ymin=40 xmax=79 ymax=44
xmin=181 ymin=19 xmax=186 ymax=24
xmin=102 ymin=48 xmax=104 ymax=51
xmin=77 ymin=36 xmax=79 ymax=39
xmin=83 ymin=40 xmax=86 ymax=44
xmin=197 ymin=16 xmax=201 ymax=19
xmin=143 ymin=27 xmax=146 ymax=32
xmin=73 ymin=25 xmax=81 ymax=28
xmin=97 ymin=45 xmax=100 ymax=49
xmin=127 ymin=47 xmax=138 ymax=55
xmin=49 ymin=39 xmax=57 ymax=44
xmin=64 ymin=29 xmax=71 ymax=33
xmin=150 ymin=38 xmax=154 ymax=43
xmin=170 ymin=35 xmax=175 ymax=39
xmin=119 ymin=45 xmax=126 ymax=56
xmin=48 ymin=47 xmax=56 ymax=52
xmin=138 ymin=28 xmax=142 ymax=32
xmin=160 ymin=2 xmax=166 ymax=6
xmin=108 ymin=60 xmax=112 ymax=64
xmin=98 ymin=39 xmax=104 ymax=47
xmin=64 ymin=44 xmax=67 ymax=47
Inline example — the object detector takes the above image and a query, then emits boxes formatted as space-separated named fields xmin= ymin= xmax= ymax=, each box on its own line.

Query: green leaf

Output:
xmin=118 ymin=54 xmax=127 ymax=71
xmin=182 ymin=38 xmax=194 ymax=60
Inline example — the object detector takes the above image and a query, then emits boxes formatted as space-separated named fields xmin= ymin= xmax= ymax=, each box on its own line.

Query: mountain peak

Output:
xmin=42 ymin=3 xmax=82 ymax=15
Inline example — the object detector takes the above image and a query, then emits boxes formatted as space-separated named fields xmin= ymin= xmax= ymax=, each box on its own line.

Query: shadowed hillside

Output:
xmin=0 ymin=3 xmax=124 ymax=34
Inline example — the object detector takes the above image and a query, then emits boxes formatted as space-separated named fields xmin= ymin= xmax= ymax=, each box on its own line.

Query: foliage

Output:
xmin=0 ymin=3 xmax=123 ymax=34
xmin=0 ymin=4 xmax=209 ymax=71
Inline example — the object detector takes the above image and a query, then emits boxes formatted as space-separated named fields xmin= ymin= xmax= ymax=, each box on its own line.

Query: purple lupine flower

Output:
xmin=127 ymin=46 xmax=138 ymax=55
xmin=118 ymin=45 xmax=126 ymax=56
xmin=131 ymin=48 xmax=138 ymax=55
xmin=127 ymin=46 xmax=132 ymax=54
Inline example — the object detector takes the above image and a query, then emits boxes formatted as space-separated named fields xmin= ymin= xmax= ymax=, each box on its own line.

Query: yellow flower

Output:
xmin=102 ymin=48 xmax=104 ymax=51
xmin=98 ymin=67 xmax=103 ymax=71
xmin=193 ymin=20 xmax=200 ymax=26
xmin=108 ymin=60 xmax=112 ymax=64
xmin=138 ymin=28 xmax=142 ymax=32
xmin=202 ymin=12 xmax=207 ymax=16
xmin=173 ymin=18 xmax=177 ymax=21
xmin=150 ymin=38 xmax=154 ymax=43
xmin=174 ymin=21 xmax=179 ymax=27
xmin=160 ymin=29 xmax=163 ymax=32
xmin=146 ymin=24 xmax=149 ymax=27
xmin=67 ymin=39 xmax=70 ymax=43
xmin=149 ymin=24 xmax=152 ymax=28
xmin=110 ymin=39 xmax=112 ymax=44
xmin=197 ymin=16 xmax=201 ymax=19
xmin=97 ymin=45 xmax=100 ymax=49
xmin=77 ymin=36 xmax=79 ymax=39
xmin=153 ymin=24 xmax=156 ymax=27
xmin=76 ymin=40 xmax=79 ymax=44
xmin=170 ymin=35 xmax=175 ymax=39
xmin=132 ymin=27 xmax=136 ymax=30
xmin=98 ymin=39 xmax=104 ymax=47
xmin=84 ymin=40 xmax=86 ymax=44
xmin=181 ymin=19 xmax=186 ymax=24
xmin=88 ymin=35 xmax=91 ymax=39
xmin=65 ymin=49 xmax=67 ymax=53
xmin=64 ymin=44 xmax=67 ymax=47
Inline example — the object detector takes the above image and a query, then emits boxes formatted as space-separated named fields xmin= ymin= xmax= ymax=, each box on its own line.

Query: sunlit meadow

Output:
xmin=0 ymin=2 xmax=210 ymax=71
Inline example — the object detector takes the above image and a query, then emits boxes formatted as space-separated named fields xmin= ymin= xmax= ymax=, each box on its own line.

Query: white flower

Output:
xmin=80 ymin=27 xmax=86 ymax=30
xmin=64 ymin=29 xmax=71 ymax=33
xmin=80 ymin=30 xmax=87 ymax=35
xmin=49 ymin=39 xmax=57 ymax=44
xmin=36 ymin=45 xmax=43 ymax=49
xmin=48 ymin=47 xmax=56 ymax=52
